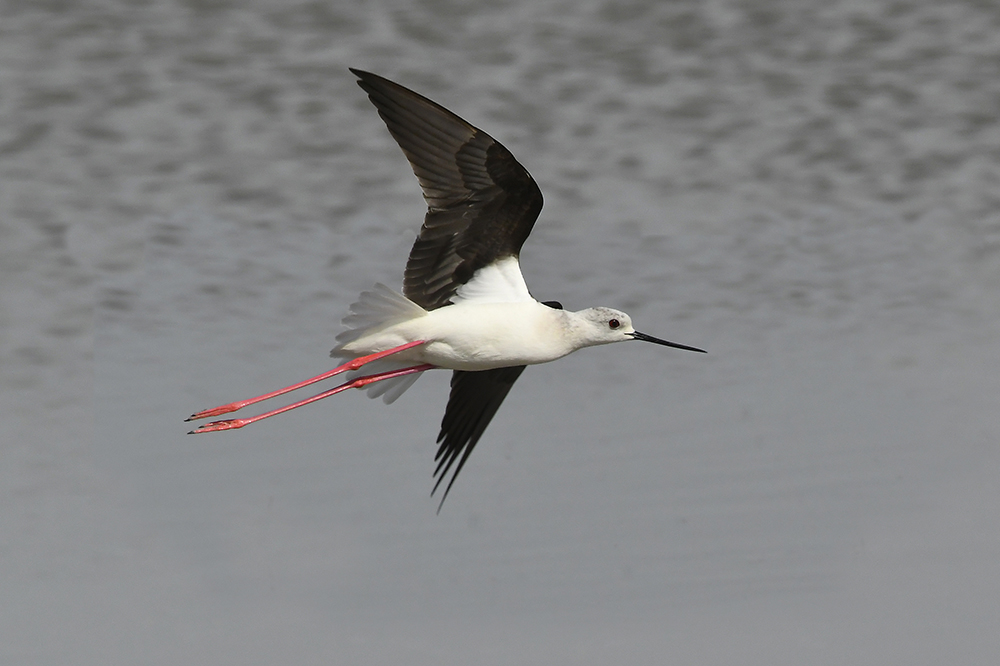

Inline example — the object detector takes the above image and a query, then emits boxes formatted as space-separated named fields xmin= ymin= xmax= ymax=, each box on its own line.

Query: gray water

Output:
xmin=3 ymin=0 xmax=1000 ymax=663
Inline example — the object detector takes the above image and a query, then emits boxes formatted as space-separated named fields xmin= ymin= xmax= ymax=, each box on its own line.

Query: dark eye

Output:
xmin=608 ymin=319 xmax=620 ymax=329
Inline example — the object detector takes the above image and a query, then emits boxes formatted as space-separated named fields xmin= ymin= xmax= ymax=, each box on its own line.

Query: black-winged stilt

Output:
xmin=187 ymin=69 xmax=705 ymax=510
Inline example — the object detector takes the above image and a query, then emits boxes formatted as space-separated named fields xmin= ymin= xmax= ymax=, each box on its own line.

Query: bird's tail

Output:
xmin=330 ymin=284 xmax=429 ymax=404
xmin=332 ymin=283 xmax=427 ymax=347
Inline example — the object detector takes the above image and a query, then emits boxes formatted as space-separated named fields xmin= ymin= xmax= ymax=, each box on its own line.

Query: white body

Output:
xmin=338 ymin=300 xmax=595 ymax=371
xmin=331 ymin=257 xmax=638 ymax=377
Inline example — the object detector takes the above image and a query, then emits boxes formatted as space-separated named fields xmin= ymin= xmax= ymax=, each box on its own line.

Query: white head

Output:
xmin=573 ymin=306 xmax=706 ymax=353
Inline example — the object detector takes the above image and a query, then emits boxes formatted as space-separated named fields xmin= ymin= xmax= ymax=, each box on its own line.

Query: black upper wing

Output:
xmin=432 ymin=366 xmax=527 ymax=510
xmin=351 ymin=69 xmax=544 ymax=310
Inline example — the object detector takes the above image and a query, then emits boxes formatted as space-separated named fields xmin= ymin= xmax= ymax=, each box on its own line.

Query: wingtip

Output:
xmin=349 ymin=67 xmax=380 ymax=83
xmin=431 ymin=482 xmax=452 ymax=515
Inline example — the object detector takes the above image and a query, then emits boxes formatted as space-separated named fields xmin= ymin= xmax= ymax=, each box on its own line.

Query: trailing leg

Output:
xmin=186 ymin=340 xmax=426 ymax=421
xmin=188 ymin=363 xmax=436 ymax=433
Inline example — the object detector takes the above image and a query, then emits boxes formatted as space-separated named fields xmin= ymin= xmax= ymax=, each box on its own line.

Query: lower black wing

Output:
xmin=432 ymin=366 xmax=526 ymax=511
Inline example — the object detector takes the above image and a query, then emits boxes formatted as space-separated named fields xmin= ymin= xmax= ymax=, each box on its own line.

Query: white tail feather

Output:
xmin=332 ymin=283 xmax=426 ymax=351
xmin=342 ymin=359 xmax=425 ymax=404
xmin=366 ymin=370 xmax=422 ymax=404
xmin=330 ymin=284 xmax=428 ymax=404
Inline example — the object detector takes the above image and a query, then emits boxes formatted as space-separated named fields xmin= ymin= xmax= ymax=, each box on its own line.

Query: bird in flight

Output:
xmin=187 ymin=69 xmax=705 ymax=510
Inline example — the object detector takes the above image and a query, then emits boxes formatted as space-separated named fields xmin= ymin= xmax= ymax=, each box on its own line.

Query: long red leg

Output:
xmin=186 ymin=340 xmax=426 ymax=421
xmin=188 ymin=363 xmax=436 ymax=434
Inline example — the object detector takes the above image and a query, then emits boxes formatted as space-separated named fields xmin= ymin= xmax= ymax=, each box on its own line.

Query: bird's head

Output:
xmin=574 ymin=307 xmax=706 ymax=353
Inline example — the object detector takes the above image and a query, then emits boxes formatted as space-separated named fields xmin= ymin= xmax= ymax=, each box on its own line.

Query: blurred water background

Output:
xmin=2 ymin=0 xmax=999 ymax=663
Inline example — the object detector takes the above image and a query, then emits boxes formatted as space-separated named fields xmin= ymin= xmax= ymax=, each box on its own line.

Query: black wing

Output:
xmin=351 ymin=69 xmax=544 ymax=310
xmin=432 ymin=366 xmax=527 ymax=511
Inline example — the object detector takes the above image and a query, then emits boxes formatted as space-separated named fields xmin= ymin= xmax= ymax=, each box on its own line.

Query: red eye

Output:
xmin=608 ymin=319 xmax=620 ymax=329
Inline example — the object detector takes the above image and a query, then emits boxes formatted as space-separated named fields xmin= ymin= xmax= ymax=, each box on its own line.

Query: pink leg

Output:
xmin=186 ymin=340 xmax=426 ymax=421
xmin=188 ymin=363 xmax=436 ymax=434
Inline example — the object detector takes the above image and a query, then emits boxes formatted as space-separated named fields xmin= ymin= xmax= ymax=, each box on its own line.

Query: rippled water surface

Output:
xmin=3 ymin=1 xmax=1000 ymax=663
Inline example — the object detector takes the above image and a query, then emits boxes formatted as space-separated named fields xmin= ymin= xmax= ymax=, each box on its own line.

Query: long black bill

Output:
xmin=630 ymin=331 xmax=706 ymax=353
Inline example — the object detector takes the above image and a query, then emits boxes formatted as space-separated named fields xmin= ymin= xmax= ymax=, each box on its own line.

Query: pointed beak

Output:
xmin=629 ymin=331 xmax=706 ymax=353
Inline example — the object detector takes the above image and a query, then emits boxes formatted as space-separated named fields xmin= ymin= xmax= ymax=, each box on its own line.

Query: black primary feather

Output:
xmin=432 ymin=366 xmax=527 ymax=511
xmin=351 ymin=69 xmax=544 ymax=311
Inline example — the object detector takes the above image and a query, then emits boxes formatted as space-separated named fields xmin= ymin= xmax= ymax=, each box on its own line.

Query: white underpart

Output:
xmin=452 ymin=256 xmax=533 ymax=304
